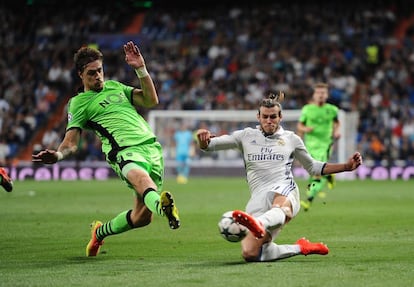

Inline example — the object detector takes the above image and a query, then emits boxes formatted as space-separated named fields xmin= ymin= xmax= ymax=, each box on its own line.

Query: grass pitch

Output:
xmin=0 ymin=177 xmax=413 ymax=287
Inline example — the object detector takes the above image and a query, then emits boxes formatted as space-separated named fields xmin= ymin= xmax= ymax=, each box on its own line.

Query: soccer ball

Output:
xmin=218 ymin=211 xmax=248 ymax=242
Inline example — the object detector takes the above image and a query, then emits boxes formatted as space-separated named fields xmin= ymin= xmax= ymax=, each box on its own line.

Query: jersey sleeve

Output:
xmin=66 ymin=97 xmax=86 ymax=130
xmin=292 ymin=133 xmax=325 ymax=175
xmin=204 ymin=129 xmax=244 ymax=152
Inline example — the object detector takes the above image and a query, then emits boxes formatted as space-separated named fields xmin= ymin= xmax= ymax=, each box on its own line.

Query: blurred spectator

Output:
xmin=0 ymin=137 xmax=10 ymax=165
xmin=85 ymin=133 xmax=104 ymax=161
xmin=41 ymin=126 xmax=61 ymax=150
xmin=369 ymin=134 xmax=386 ymax=162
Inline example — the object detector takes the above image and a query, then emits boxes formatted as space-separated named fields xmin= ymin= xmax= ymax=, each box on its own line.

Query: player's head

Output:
xmin=257 ymin=92 xmax=284 ymax=136
xmin=312 ymin=82 xmax=329 ymax=105
xmin=74 ymin=46 xmax=104 ymax=92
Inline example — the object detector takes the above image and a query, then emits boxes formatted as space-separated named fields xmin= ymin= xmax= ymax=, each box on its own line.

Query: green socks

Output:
xmin=94 ymin=189 xmax=162 ymax=241
xmin=96 ymin=210 xmax=133 ymax=241
xmin=143 ymin=188 xmax=162 ymax=216
xmin=307 ymin=177 xmax=327 ymax=200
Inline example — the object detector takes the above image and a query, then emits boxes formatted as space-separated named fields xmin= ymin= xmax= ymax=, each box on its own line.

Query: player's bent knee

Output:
xmin=134 ymin=216 xmax=152 ymax=227
xmin=130 ymin=209 xmax=153 ymax=227
xmin=242 ymin=252 xmax=260 ymax=262
xmin=241 ymin=247 xmax=261 ymax=262
xmin=137 ymin=220 xmax=151 ymax=228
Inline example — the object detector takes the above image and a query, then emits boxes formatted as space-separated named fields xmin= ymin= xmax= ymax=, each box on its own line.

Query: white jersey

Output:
xmin=204 ymin=126 xmax=326 ymax=216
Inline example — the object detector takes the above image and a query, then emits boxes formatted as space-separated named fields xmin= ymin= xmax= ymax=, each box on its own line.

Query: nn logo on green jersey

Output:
xmin=99 ymin=93 xmax=127 ymax=108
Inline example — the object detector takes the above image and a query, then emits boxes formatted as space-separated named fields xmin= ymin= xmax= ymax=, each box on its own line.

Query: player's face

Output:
xmin=257 ymin=106 xmax=282 ymax=135
xmin=312 ymin=87 xmax=328 ymax=105
xmin=79 ymin=60 xmax=104 ymax=92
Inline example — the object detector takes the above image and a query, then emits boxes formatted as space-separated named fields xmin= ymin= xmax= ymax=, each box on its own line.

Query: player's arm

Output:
xmin=296 ymin=107 xmax=313 ymax=137
xmin=296 ymin=121 xmax=311 ymax=138
xmin=123 ymin=41 xmax=158 ymax=108
xmin=131 ymin=76 xmax=158 ymax=108
xmin=293 ymin=134 xmax=362 ymax=175
xmin=322 ymin=152 xmax=362 ymax=175
xmin=293 ymin=135 xmax=325 ymax=174
xmin=332 ymin=118 xmax=341 ymax=139
xmin=32 ymin=128 xmax=80 ymax=164
xmin=296 ymin=122 xmax=306 ymax=138
xmin=196 ymin=129 xmax=242 ymax=151
xmin=196 ymin=129 xmax=213 ymax=149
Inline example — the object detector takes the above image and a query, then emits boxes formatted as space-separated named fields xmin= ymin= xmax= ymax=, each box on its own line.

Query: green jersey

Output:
xmin=66 ymin=80 xmax=156 ymax=161
xmin=299 ymin=103 xmax=338 ymax=158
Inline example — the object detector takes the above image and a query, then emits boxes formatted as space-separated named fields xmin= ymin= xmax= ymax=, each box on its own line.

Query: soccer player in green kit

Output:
xmin=32 ymin=41 xmax=180 ymax=256
xmin=297 ymin=83 xmax=341 ymax=211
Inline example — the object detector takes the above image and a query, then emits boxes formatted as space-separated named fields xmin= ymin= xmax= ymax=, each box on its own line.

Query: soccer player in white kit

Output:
xmin=196 ymin=92 xmax=363 ymax=262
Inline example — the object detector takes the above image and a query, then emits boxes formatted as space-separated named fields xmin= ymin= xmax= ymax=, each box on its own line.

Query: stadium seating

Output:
xmin=1 ymin=0 xmax=413 ymax=165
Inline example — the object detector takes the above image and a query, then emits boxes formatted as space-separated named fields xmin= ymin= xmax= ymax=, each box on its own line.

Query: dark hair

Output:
xmin=258 ymin=91 xmax=285 ymax=117
xmin=73 ymin=46 xmax=103 ymax=73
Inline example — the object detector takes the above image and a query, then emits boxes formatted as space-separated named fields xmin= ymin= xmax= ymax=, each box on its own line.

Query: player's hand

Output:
xmin=345 ymin=152 xmax=362 ymax=171
xmin=32 ymin=149 xmax=59 ymax=164
xmin=196 ymin=129 xmax=215 ymax=149
xmin=303 ymin=126 xmax=314 ymax=133
xmin=123 ymin=41 xmax=145 ymax=69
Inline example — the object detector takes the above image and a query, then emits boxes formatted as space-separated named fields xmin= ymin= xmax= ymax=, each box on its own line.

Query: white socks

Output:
xmin=257 ymin=207 xmax=286 ymax=231
xmin=256 ymin=207 xmax=300 ymax=261
xmin=260 ymin=242 xmax=301 ymax=261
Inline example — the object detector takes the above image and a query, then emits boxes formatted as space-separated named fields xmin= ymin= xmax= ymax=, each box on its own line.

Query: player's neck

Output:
xmin=314 ymin=101 xmax=325 ymax=107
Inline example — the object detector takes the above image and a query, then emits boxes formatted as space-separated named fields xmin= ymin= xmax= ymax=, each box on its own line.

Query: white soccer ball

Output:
xmin=218 ymin=211 xmax=248 ymax=242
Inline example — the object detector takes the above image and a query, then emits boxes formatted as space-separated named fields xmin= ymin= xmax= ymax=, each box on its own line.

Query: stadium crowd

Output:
xmin=1 ymin=0 xmax=413 ymax=166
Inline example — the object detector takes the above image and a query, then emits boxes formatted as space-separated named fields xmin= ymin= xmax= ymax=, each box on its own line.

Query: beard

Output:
xmin=261 ymin=124 xmax=278 ymax=136
xmin=91 ymin=81 xmax=103 ymax=92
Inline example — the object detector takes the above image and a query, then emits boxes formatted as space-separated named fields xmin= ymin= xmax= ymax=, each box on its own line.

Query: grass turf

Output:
xmin=0 ymin=177 xmax=413 ymax=287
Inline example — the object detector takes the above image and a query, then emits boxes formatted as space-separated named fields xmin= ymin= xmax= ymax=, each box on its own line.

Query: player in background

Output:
xmin=297 ymin=83 xmax=341 ymax=211
xmin=32 ymin=41 xmax=180 ymax=257
xmin=173 ymin=121 xmax=194 ymax=184
xmin=196 ymin=92 xmax=362 ymax=262
xmin=0 ymin=167 xmax=13 ymax=192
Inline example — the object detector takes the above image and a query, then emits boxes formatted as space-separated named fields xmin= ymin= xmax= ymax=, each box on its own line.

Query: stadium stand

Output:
xmin=1 ymin=0 xmax=413 ymax=165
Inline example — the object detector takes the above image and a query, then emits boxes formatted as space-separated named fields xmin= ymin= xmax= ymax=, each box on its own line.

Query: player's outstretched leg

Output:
xmin=160 ymin=191 xmax=180 ymax=229
xmin=232 ymin=210 xmax=265 ymax=239
xmin=296 ymin=237 xmax=329 ymax=256
xmin=86 ymin=221 xmax=104 ymax=256
xmin=0 ymin=168 xmax=13 ymax=192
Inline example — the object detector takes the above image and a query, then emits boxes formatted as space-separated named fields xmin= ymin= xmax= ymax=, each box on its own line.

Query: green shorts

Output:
xmin=108 ymin=142 xmax=164 ymax=194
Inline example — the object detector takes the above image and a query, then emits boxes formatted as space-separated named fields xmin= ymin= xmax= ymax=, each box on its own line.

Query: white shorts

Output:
xmin=245 ymin=182 xmax=300 ymax=219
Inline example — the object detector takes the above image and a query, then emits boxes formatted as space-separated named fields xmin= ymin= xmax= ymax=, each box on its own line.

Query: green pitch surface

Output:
xmin=1 ymin=178 xmax=413 ymax=287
